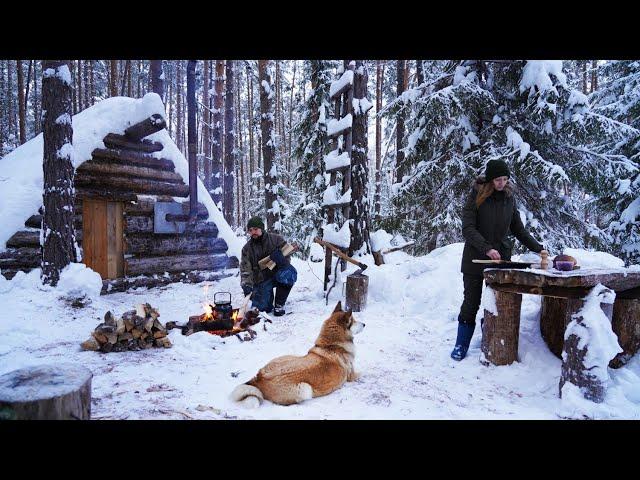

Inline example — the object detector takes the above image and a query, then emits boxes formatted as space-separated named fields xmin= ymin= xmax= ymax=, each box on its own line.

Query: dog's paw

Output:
xmin=348 ymin=371 xmax=361 ymax=382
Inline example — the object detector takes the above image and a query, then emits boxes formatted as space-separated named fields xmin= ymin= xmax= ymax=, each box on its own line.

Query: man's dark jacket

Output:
xmin=240 ymin=231 xmax=290 ymax=288
xmin=461 ymin=177 xmax=542 ymax=276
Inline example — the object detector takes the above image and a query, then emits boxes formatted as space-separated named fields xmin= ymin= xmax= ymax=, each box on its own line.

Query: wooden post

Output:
xmin=0 ymin=364 xmax=92 ymax=420
xmin=345 ymin=272 xmax=368 ymax=312
xmin=610 ymin=298 xmax=640 ymax=368
xmin=540 ymin=297 xmax=584 ymax=358
xmin=481 ymin=288 xmax=522 ymax=366
xmin=559 ymin=299 xmax=614 ymax=403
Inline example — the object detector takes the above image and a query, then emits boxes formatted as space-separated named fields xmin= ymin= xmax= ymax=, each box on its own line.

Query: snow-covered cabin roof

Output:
xmin=0 ymin=93 xmax=242 ymax=259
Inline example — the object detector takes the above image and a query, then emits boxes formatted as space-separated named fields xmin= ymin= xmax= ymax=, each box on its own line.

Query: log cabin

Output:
xmin=0 ymin=94 xmax=240 ymax=293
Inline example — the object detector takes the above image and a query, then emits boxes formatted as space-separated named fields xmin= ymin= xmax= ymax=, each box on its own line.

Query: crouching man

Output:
xmin=240 ymin=217 xmax=297 ymax=316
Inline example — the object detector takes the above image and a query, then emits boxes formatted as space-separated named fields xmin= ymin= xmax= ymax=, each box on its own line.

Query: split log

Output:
xmin=75 ymin=172 xmax=189 ymax=198
xmin=559 ymin=299 xmax=615 ymax=403
xmin=124 ymin=216 xmax=219 ymax=236
xmin=91 ymin=147 xmax=175 ymax=171
xmin=101 ymin=270 xmax=234 ymax=294
xmin=75 ymin=187 xmax=138 ymax=203
xmin=345 ymin=271 xmax=368 ymax=312
xmin=610 ymin=298 xmax=640 ymax=368
xmin=0 ymin=247 xmax=41 ymax=268
xmin=481 ymin=288 xmax=522 ymax=366
xmin=103 ymin=133 xmax=163 ymax=152
xmin=125 ymin=235 xmax=228 ymax=256
xmin=77 ymin=161 xmax=184 ymax=184
xmin=124 ymin=114 xmax=167 ymax=141
xmin=125 ymin=253 xmax=230 ymax=276
xmin=0 ymin=364 xmax=92 ymax=420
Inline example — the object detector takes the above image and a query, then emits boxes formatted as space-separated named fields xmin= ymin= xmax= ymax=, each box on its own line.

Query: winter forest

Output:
xmin=1 ymin=59 xmax=640 ymax=421
xmin=2 ymin=59 xmax=638 ymax=262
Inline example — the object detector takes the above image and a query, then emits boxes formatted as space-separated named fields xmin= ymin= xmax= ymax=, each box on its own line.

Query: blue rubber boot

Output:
xmin=450 ymin=322 xmax=476 ymax=361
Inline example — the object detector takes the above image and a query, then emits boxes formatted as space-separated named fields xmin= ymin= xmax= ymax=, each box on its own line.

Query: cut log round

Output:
xmin=75 ymin=172 xmax=189 ymax=197
xmin=0 ymin=364 xmax=92 ymax=420
xmin=124 ymin=114 xmax=167 ymax=141
xmin=103 ymin=133 xmax=163 ymax=152
xmin=91 ymin=147 xmax=175 ymax=171
xmin=345 ymin=272 xmax=368 ymax=312
xmin=481 ymin=288 xmax=522 ymax=366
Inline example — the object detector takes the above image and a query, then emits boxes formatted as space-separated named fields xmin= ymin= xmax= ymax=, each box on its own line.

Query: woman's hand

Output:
xmin=486 ymin=249 xmax=501 ymax=260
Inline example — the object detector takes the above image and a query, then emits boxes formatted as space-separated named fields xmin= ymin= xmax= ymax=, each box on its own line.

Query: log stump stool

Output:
xmin=0 ymin=364 xmax=92 ymax=420
xmin=345 ymin=271 xmax=368 ymax=312
xmin=481 ymin=287 xmax=522 ymax=366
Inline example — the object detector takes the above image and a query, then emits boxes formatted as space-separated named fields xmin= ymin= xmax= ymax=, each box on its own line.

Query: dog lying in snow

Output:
xmin=231 ymin=301 xmax=365 ymax=407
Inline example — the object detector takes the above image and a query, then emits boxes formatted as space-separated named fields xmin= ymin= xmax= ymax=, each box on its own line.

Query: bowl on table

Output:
xmin=554 ymin=260 xmax=575 ymax=271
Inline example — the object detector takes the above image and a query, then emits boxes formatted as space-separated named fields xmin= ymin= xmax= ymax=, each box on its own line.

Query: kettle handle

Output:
xmin=214 ymin=291 xmax=232 ymax=304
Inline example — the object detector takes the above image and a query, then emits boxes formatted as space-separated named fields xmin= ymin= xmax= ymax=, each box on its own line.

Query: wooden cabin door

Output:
xmin=82 ymin=198 xmax=124 ymax=279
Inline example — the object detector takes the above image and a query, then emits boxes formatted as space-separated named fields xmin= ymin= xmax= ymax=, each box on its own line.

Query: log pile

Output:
xmin=81 ymin=303 xmax=172 ymax=353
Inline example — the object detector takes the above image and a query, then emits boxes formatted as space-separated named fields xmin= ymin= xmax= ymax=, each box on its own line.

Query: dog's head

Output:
xmin=317 ymin=301 xmax=365 ymax=345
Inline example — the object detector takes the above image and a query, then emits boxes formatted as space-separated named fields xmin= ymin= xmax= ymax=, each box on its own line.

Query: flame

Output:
xmin=203 ymin=303 xmax=213 ymax=320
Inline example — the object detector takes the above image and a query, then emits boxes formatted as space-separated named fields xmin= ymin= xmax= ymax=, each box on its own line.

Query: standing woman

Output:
xmin=451 ymin=159 xmax=544 ymax=361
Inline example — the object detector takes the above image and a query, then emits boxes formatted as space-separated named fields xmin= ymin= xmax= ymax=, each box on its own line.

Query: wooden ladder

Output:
xmin=323 ymin=61 xmax=355 ymax=291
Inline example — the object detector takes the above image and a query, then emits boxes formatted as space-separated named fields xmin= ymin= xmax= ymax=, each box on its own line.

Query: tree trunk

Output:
xmin=76 ymin=60 xmax=83 ymax=111
xmin=350 ymin=60 xmax=371 ymax=255
xmin=167 ymin=64 xmax=173 ymax=136
xmin=109 ymin=60 xmax=118 ymax=97
xmin=89 ymin=60 xmax=95 ymax=105
xmin=41 ymin=60 xmax=77 ymax=287
xmin=374 ymin=60 xmax=384 ymax=221
xmin=0 ymin=61 xmax=4 ymax=152
xmin=17 ymin=60 xmax=26 ymax=144
xmin=481 ymin=287 xmax=522 ymax=366
xmin=150 ymin=60 xmax=164 ymax=102
xmin=176 ymin=60 xmax=184 ymax=153
xmin=259 ymin=60 xmax=278 ymax=231
xmin=395 ymin=60 xmax=407 ymax=184
xmin=288 ymin=60 xmax=297 ymax=180
xmin=186 ymin=60 xmax=198 ymax=219
xmin=416 ymin=59 xmax=424 ymax=86
xmin=202 ymin=59 xmax=211 ymax=190
xmin=247 ymin=64 xmax=255 ymax=182
xmin=224 ymin=60 xmax=235 ymax=226
xmin=126 ymin=60 xmax=133 ymax=97
xmin=0 ymin=364 xmax=92 ymax=420
xmin=582 ymin=60 xmax=588 ymax=94
xmin=8 ymin=60 xmax=14 ymax=143
xmin=33 ymin=61 xmax=40 ymax=135
xmin=591 ymin=60 xmax=598 ymax=93
xmin=211 ymin=60 xmax=225 ymax=205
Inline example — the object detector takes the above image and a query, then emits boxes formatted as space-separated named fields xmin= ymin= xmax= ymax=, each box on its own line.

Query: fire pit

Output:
xmin=166 ymin=291 xmax=261 ymax=338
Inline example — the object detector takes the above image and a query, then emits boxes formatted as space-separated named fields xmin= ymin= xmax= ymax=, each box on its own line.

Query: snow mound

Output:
xmin=57 ymin=263 xmax=103 ymax=300
xmin=562 ymin=248 xmax=625 ymax=269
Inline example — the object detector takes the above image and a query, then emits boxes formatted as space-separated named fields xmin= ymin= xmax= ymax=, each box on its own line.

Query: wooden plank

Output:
xmin=106 ymin=202 xmax=122 ymax=279
xmin=115 ymin=202 xmax=124 ymax=278
xmin=96 ymin=200 xmax=108 ymax=279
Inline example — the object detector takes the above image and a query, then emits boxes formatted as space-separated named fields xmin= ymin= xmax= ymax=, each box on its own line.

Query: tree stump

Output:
xmin=540 ymin=297 xmax=584 ymax=358
xmin=559 ymin=302 xmax=614 ymax=403
xmin=481 ymin=289 xmax=522 ymax=366
xmin=345 ymin=272 xmax=368 ymax=312
xmin=610 ymin=298 xmax=640 ymax=368
xmin=0 ymin=364 xmax=92 ymax=420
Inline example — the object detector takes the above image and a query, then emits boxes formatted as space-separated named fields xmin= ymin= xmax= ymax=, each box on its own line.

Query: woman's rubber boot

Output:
xmin=450 ymin=322 xmax=475 ymax=361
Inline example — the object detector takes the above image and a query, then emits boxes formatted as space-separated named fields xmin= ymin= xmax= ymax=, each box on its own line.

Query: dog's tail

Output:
xmin=231 ymin=379 xmax=263 ymax=409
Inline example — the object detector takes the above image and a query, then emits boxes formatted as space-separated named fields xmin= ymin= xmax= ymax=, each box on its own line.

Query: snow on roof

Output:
xmin=0 ymin=93 xmax=241 ymax=260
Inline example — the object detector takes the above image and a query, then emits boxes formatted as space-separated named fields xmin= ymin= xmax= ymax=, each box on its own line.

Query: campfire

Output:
xmin=166 ymin=290 xmax=263 ymax=340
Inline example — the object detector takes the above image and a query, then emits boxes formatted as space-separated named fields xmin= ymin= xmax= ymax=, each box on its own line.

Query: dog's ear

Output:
xmin=346 ymin=308 xmax=353 ymax=318
xmin=333 ymin=301 xmax=343 ymax=313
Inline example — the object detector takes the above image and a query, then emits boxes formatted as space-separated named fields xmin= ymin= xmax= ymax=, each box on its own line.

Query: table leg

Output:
xmin=610 ymin=298 xmax=640 ymax=368
xmin=481 ymin=288 xmax=522 ymax=366
xmin=540 ymin=297 xmax=584 ymax=358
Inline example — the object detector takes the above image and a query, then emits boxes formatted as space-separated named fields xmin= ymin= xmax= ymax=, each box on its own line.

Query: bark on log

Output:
xmin=484 ymin=269 xmax=640 ymax=292
xmin=559 ymin=302 xmax=614 ymax=403
xmin=103 ymin=133 xmax=163 ymax=152
xmin=124 ymin=114 xmax=166 ymax=141
xmin=101 ymin=270 xmax=233 ymax=294
xmin=6 ymin=230 xmax=41 ymax=248
xmin=25 ymin=215 xmax=42 ymax=228
xmin=610 ymin=298 xmax=640 ymax=368
xmin=0 ymin=364 xmax=92 ymax=420
xmin=124 ymin=198 xmax=208 ymax=217
xmin=124 ymin=216 xmax=219 ymax=236
xmin=125 ymin=235 xmax=228 ymax=256
xmin=75 ymin=187 xmax=138 ymax=203
xmin=345 ymin=271 xmax=368 ymax=312
xmin=481 ymin=289 xmax=522 ymax=366
xmin=77 ymin=161 xmax=183 ymax=184
xmin=91 ymin=147 xmax=174 ymax=171
xmin=0 ymin=247 xmax=41 ymax=268
xmin=125 ymin=253 xmax=230 ymax=276
xmin=75 ymin=172 xmax=189 ymax=197
xmin=540 ymin=297 xmax=585 ymax=358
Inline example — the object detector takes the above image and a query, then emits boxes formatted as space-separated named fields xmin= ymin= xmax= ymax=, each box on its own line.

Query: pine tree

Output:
xmin=41 ymin=60 xmax=77 ymax=286
xmin=385 ymin=60 xmax=634 ymax=255
xmin=223 ymin=60 xmax=236 ymax=226
xmin=258 ymin=60 xmax=279 ymax=231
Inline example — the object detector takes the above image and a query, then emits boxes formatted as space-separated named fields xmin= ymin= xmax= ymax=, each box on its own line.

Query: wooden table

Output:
xmin=480 ymin=266 xmax=640 ymax=401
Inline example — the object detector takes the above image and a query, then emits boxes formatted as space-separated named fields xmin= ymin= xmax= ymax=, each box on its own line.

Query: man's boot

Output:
xmin=450 ymin=321 xmax=475 ymax=361
xmin=273 ymin=304 xmax=285 ymax=316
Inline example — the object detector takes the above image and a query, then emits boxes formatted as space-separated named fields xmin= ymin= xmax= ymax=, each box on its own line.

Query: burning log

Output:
xmin=81 ymin=303 xmax=172 ymax=353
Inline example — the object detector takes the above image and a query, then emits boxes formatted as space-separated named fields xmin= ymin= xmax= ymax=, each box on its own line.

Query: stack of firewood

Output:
xmin=81 ymin=303 xmax=172 ymax=353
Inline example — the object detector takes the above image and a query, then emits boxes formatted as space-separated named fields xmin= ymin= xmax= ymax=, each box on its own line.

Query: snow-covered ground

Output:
xmin=1 ymin=243 xmax=639 ymax=420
